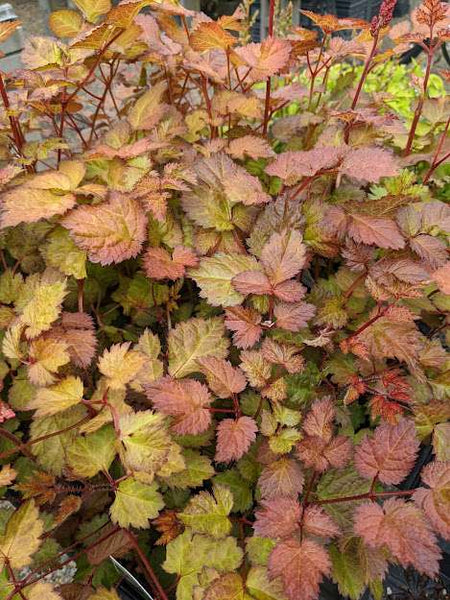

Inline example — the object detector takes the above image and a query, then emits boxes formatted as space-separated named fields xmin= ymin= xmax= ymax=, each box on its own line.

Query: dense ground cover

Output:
xmin=0 ymin=0 xmax=449 ymax=599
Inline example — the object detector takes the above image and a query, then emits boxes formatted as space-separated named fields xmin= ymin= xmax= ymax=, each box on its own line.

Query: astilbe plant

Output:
xmin=0 ymin=0 xmax=449 ymax=599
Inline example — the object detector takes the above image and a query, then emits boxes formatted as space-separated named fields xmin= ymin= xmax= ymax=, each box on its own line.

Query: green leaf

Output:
xmin=67 ymin=425 xmax=116 ymax=478
xmin=30 ymin=405 xmax=87 ymax=475
xmin=119 ymin=410 xmax=184 ymax=477
xmin=0 ymin=271 xmax=23 ymax=305
xmin=131 ymin=329 xmax=163 ymax=390
xmin=41 ymin=227 xmax=87 ymax=279
xmin=246 ymin=537 xmax=276 ymax=567
xmin=8 ymin=372 xmax=36 ymax=411
xmin=29 ymin=376 xmax=83 ymax=417
xmin=168 ymin=317 xmax=229 ymax=378
xmin=0 ymin=500 xmax=43 ymax=570
xmin=179 ymin=484 xmax=233 ymax=538
xmin=316 ymin=464 xmax=370 ymax=533
xmin=163 ymin=531 xmax=243 ymax=600
xmin=329 ymin=541 xmax=366 ymax=600
xmin=213 ymin=469 xmax=253 ymax=512
xmin=268 ymin=427 xmax=301 ymax=454
xmin=190 ymin=254 xmax=261 ymax=308
xmin=110 ymin=478 xmax=164 ymax=529
xmin=246 ymin=566 xmax=286 ymax=600
xmin=19 ymin=278 xmax=67 ymax=339
xmin=163 ymin=449 xmax=214 ymax=489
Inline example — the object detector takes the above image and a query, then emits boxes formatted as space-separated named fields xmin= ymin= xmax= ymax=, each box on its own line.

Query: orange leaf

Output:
xmin=190 ymin=21 xmax=237 ymax=52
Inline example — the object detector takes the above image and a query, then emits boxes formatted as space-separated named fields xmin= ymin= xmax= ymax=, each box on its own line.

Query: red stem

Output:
xmin=57 ymin=68 xmax=69 ymax=165
xmin=343 ymin=304 xmax=390 ymax=344
xmin=351 ymin=32 xmax=379 ymax=111
xmin=200 ymin=76 xmax=215 ymax=139
xmin=7 ymin=527 xmax=121 ymax=600
xmin=343 ymin=271 xmax=367 ymax=300
xmin=423 ymin=115 xmax=450 ymax=183
xmin=404 ymin=43 xmax=435 ymax=156
xmin=6 ymin=560 xmax=27 ymax=600
xmin=232 ymin=393 xmax=242 ymax=418
xmin=88 ymin=59 xmax=119 ymax=145
xmin=0 ymin=428 xmax=36 ymax=461
xmin=308 ymin=34 xmax=328 ymax=109
xmin=125 ymin=531 xmax=169 ymax=600
xmin=0 ymin=415 xmax=91 ymax=461
xmin=262 ymin=0 xmax=276 ymax=136
xmin=0 ymin=72 xmax=33 ymax=172
xmin=268 ymin=0 xmax=276 ymax=36
xmin=317 ymin=488 xmax=415 ymax=505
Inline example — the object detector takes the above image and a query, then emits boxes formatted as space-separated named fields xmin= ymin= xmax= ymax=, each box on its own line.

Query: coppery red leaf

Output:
xmin=355 ymin=419 xmax=419 ymax=485
xmin=215 ymin=416 xmax=258 ymax=462
xmin=268 ymin=537 xmax=331 ymax=600
xmin=354 ymin=499 xmax=440 ymax=577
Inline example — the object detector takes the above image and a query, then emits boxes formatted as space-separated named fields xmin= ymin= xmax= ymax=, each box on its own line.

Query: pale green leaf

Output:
xmin=8 ymin=372 xmax=36 ymax=411
xmin=163 ymin=531 xmax=243 ymax=600
xmin=0 ymin=270 xmax=23 ymax=304
xmin=87 ymin=588 xmax=121 ymax=600
xmin=110 ymin=478 xmax=164 ymax=529
xmin=28 ymin=376 xmax=83 ymax=417
xmin=67 ymin=425 xmax=116 ymax=478
xmin=119 ymin=410 xmax=184 ymax=477
xmin=204 ymin=573 xmax=251 ymax=600
xmin=27 ymin=338 xmax=70 ymax=386
xmin=131 ymin=329 xmax=163 ymax=391
xmin=25 ymin=582 xmax=64 ymax=600
xmin=245 ymin=537 xmax=276 ymax=567
xmin=163 ymin=449 xmax=214 ymax=489
xmin=0 ymin=188 xmax=75 ymax=228
xmin=98 ymin=342 xmax=146 ymax=390
xmin=41 ymin=228 xmax=87 ymax=279
xmin=316 ymin=464 xmax=370 ymax=533
xmin=246 ymin=566 xmax=286 ymax=600
xmin=179 ymin=484 xmax=233 ymax=538
xmin=0 ymin=500 xmax=43 ymax=570
xmin=30 ymin=405 xmax=87 ymax=475
xmin=190 ymin=253 xmax=261 ymax=307
xmin=268 ymin=427 xmax=301 ymax=454
xmin=49 ymin=9 xmax=84 ymax=37
xmin=128 ymin=82 xmax=167 ymax=130
xmin=168 ymin=317 xmax=229 ymax=378
xmin=19 ymin=279 xmax=67 ymax=339
xmin=213 ymin=469 xmax=253 ymax=512
xmin=329 ymin=541 xmax=366 ymax=600
xmin=433 ymin=422 xmax=450 ymax=460
xmin=2 ymin=323 xmax=25 ymax=362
